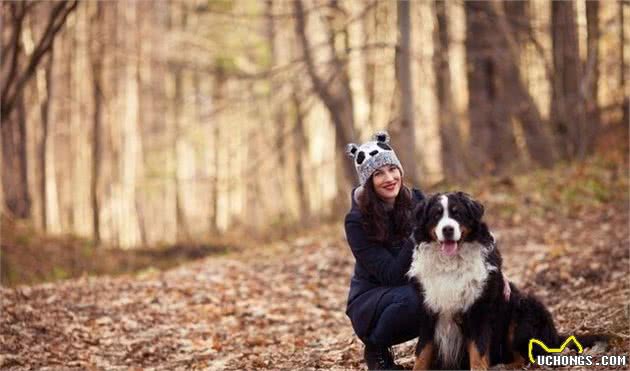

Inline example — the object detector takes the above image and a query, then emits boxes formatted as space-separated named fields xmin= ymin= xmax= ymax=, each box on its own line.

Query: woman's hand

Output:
xmin=502 ymin=272 xmax=511 ymax=301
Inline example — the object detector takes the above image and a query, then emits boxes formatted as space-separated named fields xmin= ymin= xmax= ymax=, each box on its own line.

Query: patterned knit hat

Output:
xmin=346 ymin=130 xmax=404 ymax=186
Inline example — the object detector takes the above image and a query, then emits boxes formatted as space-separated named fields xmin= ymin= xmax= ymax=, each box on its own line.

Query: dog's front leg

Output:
xmin=464 ymin=309 xmax=492 ymax=370
xmin=467 ymin=337 xmax=490 ymax=370
xmin=413 ymin=340 xmax=433 ymax=370
xmin=413 ymin=309 xmax=437 ymax=370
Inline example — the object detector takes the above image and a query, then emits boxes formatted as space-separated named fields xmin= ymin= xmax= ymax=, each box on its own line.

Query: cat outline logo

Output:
xmin=528 ymin=335 xmax=584 ymax=364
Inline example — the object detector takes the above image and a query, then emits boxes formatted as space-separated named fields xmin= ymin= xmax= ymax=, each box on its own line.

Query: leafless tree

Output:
xmin=464 ymin=1 xmax=517 ymax=174
xmin=390 ymin=0 xmax=418 ymax=185
xmin=433 ymin=0 xmax=469 ymax=179
xmin=550 ymin=1 xmax=585 ymax=159
xmin=88 ymin=1 xmax=105 ymax=243
xmin=486 ymin=2 xmax=555 ymax=167
xmin=294 ymin=0 xmax=356 ymax=202
xmin=1 ymin=1 xmax=77 ymax=218
xmin=584 ymin=0 xmax=600 ymax=154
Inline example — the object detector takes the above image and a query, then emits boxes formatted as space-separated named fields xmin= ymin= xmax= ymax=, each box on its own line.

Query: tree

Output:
xmin=291 ymin=86 xmax=311 ymax=224
xmin=294 ymin=0 xmax=356 ymax=203
xmin=88 ymin=1 xmax=105 ymax=242
xmin=390 ymin=0 xmax=418 ymax=185
xmin=1 ymin=1 xmax=77 ymax=218
xmin=433 ymin=0 xmax=468 ymax=179
xmin=1 ymin=1 xmax=78 ymax=118
xmin=621 ymin=1 xmax=629 ymax=126
xmin=464 ymin=1 xmax=517 ymax=174
xmin=485 ymin=2 xmax=555 ymax=167
xmin=584 ymin=0 xmax=600 ymax=154
xmin=550 ymin=0 xmax=585 ymax=159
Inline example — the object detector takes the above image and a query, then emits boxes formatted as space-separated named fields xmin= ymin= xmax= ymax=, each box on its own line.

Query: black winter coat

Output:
xmin=344 ymin=186 xmax=425 ymax=339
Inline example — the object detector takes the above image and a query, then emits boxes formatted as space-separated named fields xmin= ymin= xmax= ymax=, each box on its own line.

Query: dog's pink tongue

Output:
xmin=441 ymin=241 xmax=458 ymax=256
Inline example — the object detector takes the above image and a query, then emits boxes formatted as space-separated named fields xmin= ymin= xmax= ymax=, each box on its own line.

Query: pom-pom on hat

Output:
xmin=346 ymin=130 xmax=404 ymax=186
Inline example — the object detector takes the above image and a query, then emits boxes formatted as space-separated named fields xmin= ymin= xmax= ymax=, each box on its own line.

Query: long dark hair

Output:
xmin=358 ymin=177 xmax=413 ymax=242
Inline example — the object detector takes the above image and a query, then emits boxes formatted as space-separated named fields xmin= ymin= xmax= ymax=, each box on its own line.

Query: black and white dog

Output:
xmin=407 ymin=192 xmax=606 ymax=370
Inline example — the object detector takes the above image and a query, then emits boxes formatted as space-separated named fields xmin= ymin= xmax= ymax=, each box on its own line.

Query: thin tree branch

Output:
xmin=1 ymin=0 xmax=78 ymax=119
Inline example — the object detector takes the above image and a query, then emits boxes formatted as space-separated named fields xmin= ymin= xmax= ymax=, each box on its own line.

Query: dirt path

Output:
xmin=2 ymin=194 xmax=629 ymax=369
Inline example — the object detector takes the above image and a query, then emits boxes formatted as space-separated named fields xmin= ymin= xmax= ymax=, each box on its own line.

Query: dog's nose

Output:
xmin=443 ymin=226 xmax=454 ymax=239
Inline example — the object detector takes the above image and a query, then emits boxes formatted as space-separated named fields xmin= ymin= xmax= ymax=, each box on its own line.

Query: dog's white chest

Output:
xmin=407 ymin=242 xmax=491 ymax=366
xmin=408 ymin=242 xmax=489 ymax=314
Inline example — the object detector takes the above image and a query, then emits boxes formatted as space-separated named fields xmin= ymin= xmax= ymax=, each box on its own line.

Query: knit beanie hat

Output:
xmin=345 ymin=130 xmax=404 ymax=186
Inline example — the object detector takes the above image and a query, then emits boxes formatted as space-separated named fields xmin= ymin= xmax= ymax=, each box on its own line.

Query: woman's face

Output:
xmin=371 ymin=164 xmax=402 ymax=204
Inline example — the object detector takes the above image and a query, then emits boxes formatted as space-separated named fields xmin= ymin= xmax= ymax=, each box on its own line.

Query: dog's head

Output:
xmin=413 ymin=192 xmax=494 ymax=256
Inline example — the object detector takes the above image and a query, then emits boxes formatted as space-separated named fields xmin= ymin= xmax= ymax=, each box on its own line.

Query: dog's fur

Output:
xmin=407 ymin=192 xmax=606 ymax=370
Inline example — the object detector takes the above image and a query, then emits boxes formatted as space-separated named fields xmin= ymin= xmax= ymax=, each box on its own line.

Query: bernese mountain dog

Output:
xmin=407 ymin=192 xmax=607 ymax=370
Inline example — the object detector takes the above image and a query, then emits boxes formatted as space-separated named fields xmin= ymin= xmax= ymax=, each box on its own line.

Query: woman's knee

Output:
xmin=367 ymin=301 xmax=417 ymax=346
xmin=365 ymin=286 xmax=427 ymax=345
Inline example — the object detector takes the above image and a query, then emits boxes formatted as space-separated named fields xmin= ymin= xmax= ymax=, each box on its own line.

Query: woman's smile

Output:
xmin=372 ymin=165 xmax=402 ymax=204
xmin=383 ymin=181 xmax=397 ymax=191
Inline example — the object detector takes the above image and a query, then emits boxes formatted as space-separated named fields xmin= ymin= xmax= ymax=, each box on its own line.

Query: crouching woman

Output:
xmin=344 ymin=131 xmax=427 ymax=370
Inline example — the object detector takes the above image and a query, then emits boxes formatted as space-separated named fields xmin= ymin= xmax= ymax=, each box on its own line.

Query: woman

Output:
xmin=344 ymin=131 xmax=510 ymax=370
xmin=344 ymin=131 xmax=426 ymax=370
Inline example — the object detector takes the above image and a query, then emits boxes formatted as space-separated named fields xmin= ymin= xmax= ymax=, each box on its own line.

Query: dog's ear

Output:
xmin=413 ymin=200 xmax=426 ymax=225
xmin=412 ymin=197 xmax=432 ymax=243
xmin=458 ymin=191 xmax=484 ymax=221
xmin=476 ymin=222 xmax=495 ymax=247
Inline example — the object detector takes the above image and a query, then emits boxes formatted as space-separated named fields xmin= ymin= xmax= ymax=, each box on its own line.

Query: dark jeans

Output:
xmin=364 ymin=284 xmax=424 ymax=347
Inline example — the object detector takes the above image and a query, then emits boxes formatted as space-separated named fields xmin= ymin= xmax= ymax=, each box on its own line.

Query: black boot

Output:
xmin=363 ymin=344 xmax=405 ymax=370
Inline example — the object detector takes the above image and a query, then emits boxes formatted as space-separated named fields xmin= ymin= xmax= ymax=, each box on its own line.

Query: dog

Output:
xmin=407 ymin=192 xmax=607 ymax=370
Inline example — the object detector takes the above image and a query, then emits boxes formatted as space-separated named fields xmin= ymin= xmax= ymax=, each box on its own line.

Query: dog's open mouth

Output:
xmin=440 ymin=240 xmax=459 ymax=256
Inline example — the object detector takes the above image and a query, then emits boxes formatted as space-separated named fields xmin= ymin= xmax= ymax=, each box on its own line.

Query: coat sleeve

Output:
xmin=344 ymin=212 xmax=415 ymax=286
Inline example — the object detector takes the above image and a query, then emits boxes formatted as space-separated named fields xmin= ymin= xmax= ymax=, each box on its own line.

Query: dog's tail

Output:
xmin=563 ymin=333 xmax=611 ymax=352
xmin=527 ymin=333 xmax=611 ymax=363
xmin=514 ymin=294 xmax=612 ymax=359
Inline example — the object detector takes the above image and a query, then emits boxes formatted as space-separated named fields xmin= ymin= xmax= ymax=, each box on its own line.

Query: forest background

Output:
xmin=1 ymin=0 xmax=629 ymax=369
xmin=2 ymin=0 xmax=628 ymax=284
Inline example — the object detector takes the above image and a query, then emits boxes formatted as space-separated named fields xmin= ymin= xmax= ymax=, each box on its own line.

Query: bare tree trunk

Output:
xmin=294 ymin=0 xmax=356 ymax=200
xmin=88 ymin=1 xmax=103 ymax=243
xmin=38 ymin=53 xmax=54 ymax=230
xmin=292 ymin=88 xmax=310 ymax=224
xmin=550 ymin=1 xmax=585 ymax=159
xmin=620 ymin=1 xmax=628 ymax=126
xmin=433 ymin=0 xmax=468 ymax=180
xmin=210 ymin=68 xmax=226 ymax=233
xmin=266 ymin=0 xmax=289 ymax=226
xmin=488 ymin=2 xmax=555 ymax=167
xmin=171 ymin=4 xmax=190 ymax=241
xmin=1 ymin=92 xmax=31 ymax=218
xmin=266 ymin=0 xmax=285 ymax=171
xmin=2 ymin=4 xmax=30 ymax=219
xmin=173 ymin=66 xmax=191 ymax=241
xmin=503 ymin=1 xmax=528 ymax=62
xmin=390 ymin=0 xmax=418 ymax=185
xmin=362 ymin=6 xmax=378 ymax=130
xmin=584 ymin=0 xmax=600 ymax=153
xmin=464 ymin=1 xmax=517 ymax=174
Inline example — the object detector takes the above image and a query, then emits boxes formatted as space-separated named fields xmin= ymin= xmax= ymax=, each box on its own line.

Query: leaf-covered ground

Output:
xmin=1 ymin=156 xmax=629 ymax=370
